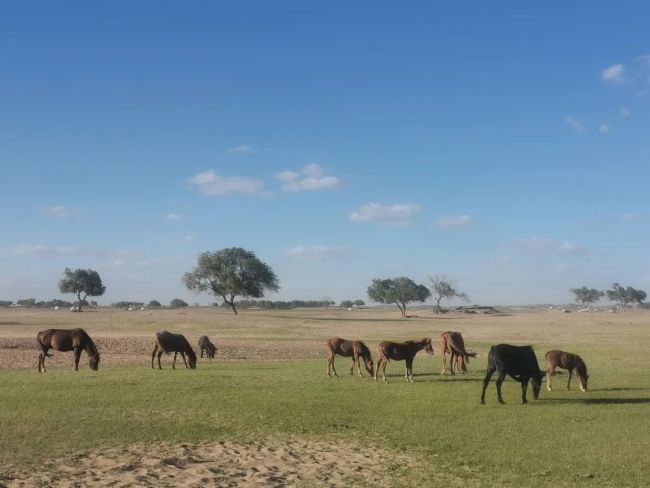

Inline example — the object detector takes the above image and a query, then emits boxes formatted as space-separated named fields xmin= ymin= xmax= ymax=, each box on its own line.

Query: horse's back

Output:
xmin=156 ymin=330 xmax=189 ymax=352
xmin=546 ymin=350 xmax=583 ymax=369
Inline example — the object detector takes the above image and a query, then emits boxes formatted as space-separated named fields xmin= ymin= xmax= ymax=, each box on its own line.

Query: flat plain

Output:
xmin=0 ymin=306 xmax=648 ymax=487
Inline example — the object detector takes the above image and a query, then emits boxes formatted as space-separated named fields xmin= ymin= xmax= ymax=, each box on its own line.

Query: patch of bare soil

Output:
xmin=0 ymin=337 xmax=325 ymax=370
xmin=1 ymin=439 xmax=444 ymax=487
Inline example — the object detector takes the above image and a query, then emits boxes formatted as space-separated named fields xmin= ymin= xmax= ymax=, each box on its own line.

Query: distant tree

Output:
xmin=367 ymin=277 xmax=430 ymax=318
xmin=340 ymin=300 xmax=354 ymax=308
xmin=112 ymin=301 xmax=144 ymax=309
xmin=183 ymin=247 xmax=279 ymax=315
xmin=606 ymin=283 xmax=647 ymax=311
xmin=89 ymin=300 xmax=98 ymax=307
xmin=58 ymin=268 xmax=106 ymax=312
xmin=430 ymin=275 xmax=468 ymax=312
xmin=570 ymin=287 xmax=604 ymax=308
xmin=170 ymin=298 xmax=189 ymax=308
xmin=17 ymin=298 xmax=37 ymax=307
xmin=354 ymin=299 xmax=365 ymax=307
xmin=148 ymin=300 xmax=162 ymax=308
xmin=0 ymin=301 xmax=13 ymax=307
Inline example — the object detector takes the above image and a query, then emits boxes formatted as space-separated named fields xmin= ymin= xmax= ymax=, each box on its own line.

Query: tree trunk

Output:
xmin=224 ymin=299 xmax=238 ymax=315
xmin=76 ymin=292 xmax=83 ymax=312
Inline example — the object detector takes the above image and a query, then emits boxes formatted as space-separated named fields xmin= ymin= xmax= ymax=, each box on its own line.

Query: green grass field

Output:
xmin=2 ymin=341 xmax=649 ymax=487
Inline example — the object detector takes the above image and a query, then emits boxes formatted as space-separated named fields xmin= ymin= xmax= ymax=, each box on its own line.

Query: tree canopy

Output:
xmin=170 ymin=298 xmax=189 ymax=308
xmin=570 ymin=287 xmax=604 ymax=308
xmin=148 ymin=300 xmax=162 ymax=308
xmin=58 ymin=268 xmax=106 ymax=311
xmin=367 ymin=277 xmax=430 ymax=317
xmin=430 ymin=275 xmax=468 ymax=311
xmin=606 ymin=283 xmax=647 ymax=311
xmin=183 ymin=247 xmax=279 ymax=315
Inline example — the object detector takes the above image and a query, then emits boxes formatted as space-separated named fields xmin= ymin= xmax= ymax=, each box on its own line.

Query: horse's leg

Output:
xmin=450 ymin=351 xmax=457 ymax=375
xmin=201 ymin=348 xmax=204 ymax=358
xmin=440 ymin=350 xmax=447 ymax=375
xmin=381 ymin=358 xmax=388 ymax=383
xmin=567 ymin=370 xmax=573 ymax=391
xmin=406 ymin=358 xmax=414 ymax=382
xmin=520 ymin=378 xmax=530 ymax=404
xmin=546 ymin=364 xmax=555 ymax=391
xmin=180 ymin=351 xmax=188 ymax=368
xmin=350 ymin=357 xmax=355 ymax=376
xmin=326 ymin=353 xmax=333 ymax=378
xmin=157 ymin=350 xmax=163 ymax=370
xmin=331 ymin=355 xmax=339 ymax=378
xmin=495 ymin=372 xmax=506 ymax=404
xmin=480 ymin=368 xmax=495 ymax=404
xmin=38 ymin=353 xmax=43 ymax=373
xmin=151 ymin=344 xmax=158 ymax=369
xmin=374 ymin=358 xmax=381 ymax=382
xmin=73 ymin=347 xmax=81 ymax=371
xmin=172 ymin=352 xmax=177 ymax=370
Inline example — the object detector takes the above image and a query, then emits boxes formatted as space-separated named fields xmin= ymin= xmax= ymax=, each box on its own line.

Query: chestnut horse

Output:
xmin=546 ymin=350 xmax=589 ymax=392
xmin=36 ymin=328 xmax=100 ymax=373
xmin=439 ymin=331 xmax=476 ymax=375
xmin=152 ymin=331 xmax=197 ymax=369
xmin=375 ymin=338 xmax=434 ymax=382
xmin=326 ymin=337 xmax=374 ymax=378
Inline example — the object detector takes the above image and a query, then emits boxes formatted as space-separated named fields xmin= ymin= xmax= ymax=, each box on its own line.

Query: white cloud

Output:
xmin=517 ymin=237 xmax=594 ymax=256
xmin=188 ymin=170 xmax=264 ymax=196
xmin=46 ymin=205 xmax=71 ymax=219
xmin=286 ymin=245 xmax=352 ymax=259
xmin=602 ymin=64 xmax=625 ymax=83
xmin=349 ymin=202 xmax=421 ymax=224
xmin=166 ymin=213 xmax=182 ymax=221
xmin=618 ymin=213 xmax=643 ymax=221
xmin=565 ymin=116 xmax=586 ymax=133
xmin=184 ymin=235 xmax=194 ymax=242
xmin=599 ymin=124 xmax=610 ymax=133
xmin=436 ymin=214 xmax=477 ymax=230
xmin=0 ymin=244 xmax=81 ymax=256
xmin=619 ymin=106 xmax=631 ymax=118
xmin=228 ymin=145 xmax=255 ymax=153
xmin=276 ymin=164 xmax=341 ymax=192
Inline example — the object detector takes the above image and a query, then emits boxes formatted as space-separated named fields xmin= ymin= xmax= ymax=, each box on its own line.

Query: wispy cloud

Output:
xmin=619 ymin=106 xmax=631 ymax=118
xmin=228 ymin=145 xmax=255 ymax=153
xmin=516 ymin=237 xmax=594 ymax=256
xmin=565 ymin=116 xmax=587 ymax=132
xmin=0 ymin=244 xmax=141 ymax=261
xmin=436 ymin=214 xmax=477 ymax=230
xmin=276 ymin=164 xmax=341 ymax=192
xmin=286 ymin=245 xmax=352 ymax=259
xmin=188 ymin=170 xmax=264 ymax=196
xmin=599 ymin=124 xmax=610 ymax=133
xmin=166 ymin=213 xmax=182 ymax=221
xmin=184 ymin=235 xmax=194 ymax=243
xmin=349 ymin=202 xmax=421 ymax=225
xmin=617 ymin=213 xmax=645 ymax=221
xmin=45 ymin=205 xmax=88 ymax=219
xmin=602 ymin=63 xmax=625 ymax=84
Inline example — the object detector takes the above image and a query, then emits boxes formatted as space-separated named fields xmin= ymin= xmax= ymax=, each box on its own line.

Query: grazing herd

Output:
xmin=34 ymin=327 xmax=590 ymax=405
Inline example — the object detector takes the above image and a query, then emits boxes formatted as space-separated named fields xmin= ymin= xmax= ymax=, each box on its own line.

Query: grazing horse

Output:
xmin=326 ymin=338 xmax=374 ymax=378
xmin=36 ymin=328 xmax=100 ymax=373
xmin=198 ymin=335 xmax=217 ymax=359
xmin=152 ymin=331 xmax=197 ymax=370
xmin=375 ymin=338 xmax=434 ymax=382
xmin=480 ymin=344 xmax=545 ymax=404
xmin=439 ymin=331 xmax=476 ymax=375
xmin=545 ymin=350 xmax=589 ymax=392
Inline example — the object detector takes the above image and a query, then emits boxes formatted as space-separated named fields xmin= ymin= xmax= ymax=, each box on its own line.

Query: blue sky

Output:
xmin=1 ymin=2 xmax=649 ymax=305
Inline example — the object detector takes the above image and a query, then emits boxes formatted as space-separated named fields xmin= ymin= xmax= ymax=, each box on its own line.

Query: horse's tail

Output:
xmin=36 ymin=331 xmax=53 ymax=356
xmin=448 ymin=336 xmax=474 ymax=362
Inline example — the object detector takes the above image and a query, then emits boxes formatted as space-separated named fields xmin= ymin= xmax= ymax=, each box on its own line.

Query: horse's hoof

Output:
xmin=480 ymin=400 xmax=485 ymax=405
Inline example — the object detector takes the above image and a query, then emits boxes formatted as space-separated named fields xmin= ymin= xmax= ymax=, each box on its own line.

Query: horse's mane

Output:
xmin=78 ymin=329 xmax=99 ymax=357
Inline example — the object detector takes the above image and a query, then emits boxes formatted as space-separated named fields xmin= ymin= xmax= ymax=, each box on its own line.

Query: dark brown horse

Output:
xmin=375 ymin=338 xmax=434 ymax=382
xmin=439 ymin=331 xmax=476 ymax=375
xmin=36 ymin=328 xmax=100 ymax=372
xmin=198 ymin=335 xmax=217 ymax=359
xmin=546 ymin=350 xmax=589 ymax=392
xmin=326 ymin=337 xmax=374 ymax=378
xmin=152 ymin=331 xmax=197 ymax=369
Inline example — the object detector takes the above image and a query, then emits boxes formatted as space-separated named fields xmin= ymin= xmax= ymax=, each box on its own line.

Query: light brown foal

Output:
xmin=326 ymin=337 xmax=374 ymax=378
xmin=546 ymin=350 xmax=589 ymax=392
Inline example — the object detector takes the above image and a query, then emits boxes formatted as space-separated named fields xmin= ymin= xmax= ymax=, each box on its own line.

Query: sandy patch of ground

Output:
xmin=1 ymin=439 xmax=450 ymax=487
xmin=0 ymin=337 xmax=324 ymax=370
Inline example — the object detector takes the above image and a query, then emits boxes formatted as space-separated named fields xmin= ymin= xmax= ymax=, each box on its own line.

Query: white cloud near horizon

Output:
xmin=286 ymin=245 xmax=352 ymax=259
xmin=516 ymin=237 xmax=594 ymax=256
xmin=349 ymin=202 xmax=421 ymax=224
xmin=188 ymin=170 xmax=264 ymax=196
xmin=602 ymin=63 xmax=626 ymax=83
xmin=228 ymin=145 xmax=255 ymax=153
xmin=46 ymin=205 xmax=71 ymax=219
xmin=565 ymin=116 xmax=586 ymax=132
xmin=166 ymin=213 xmax=182 ymax=221
xmin=276 ymin=164 xmax=341 ymax=192
xmin=436 ymin=214 xmax=477 ymax=230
